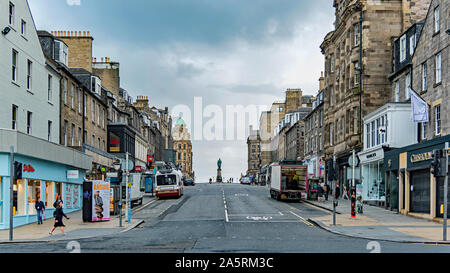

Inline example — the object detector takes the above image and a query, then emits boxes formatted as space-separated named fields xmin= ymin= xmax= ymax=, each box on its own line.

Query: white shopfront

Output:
xmin=358 ymin=103 xmax=417 ymax=206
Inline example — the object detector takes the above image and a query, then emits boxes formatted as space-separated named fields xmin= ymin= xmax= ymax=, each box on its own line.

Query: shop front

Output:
xmin=0 ymin=130 xmax=91 ymax=229
xmin=359 ymin=148 xmax=386 ymax=206
xmin=386 ymin=135 xmax=450 ymax=220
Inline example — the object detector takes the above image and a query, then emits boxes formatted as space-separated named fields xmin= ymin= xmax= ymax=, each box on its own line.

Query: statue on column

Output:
xmin=216 ymin=158 xmax=223 ymax=183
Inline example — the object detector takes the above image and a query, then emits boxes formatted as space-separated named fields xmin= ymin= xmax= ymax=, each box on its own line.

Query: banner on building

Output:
xmin=409 ymin=87 xmax=429 ymax=123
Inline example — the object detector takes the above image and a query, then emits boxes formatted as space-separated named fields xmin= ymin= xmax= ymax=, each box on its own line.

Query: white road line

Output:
xmin=222 ymin=188 xmax=229 ymax=222
xmin=289 ymin=211 xmax=313 ymax=226
xmin=278 ymin=211 xmax=284 ymax=216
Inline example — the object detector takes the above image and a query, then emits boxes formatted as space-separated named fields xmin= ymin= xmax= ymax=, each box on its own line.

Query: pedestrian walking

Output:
xmin=35 ymin=198 xmax=45 ymax=224
xmin=49 ymin=201 xmax=69 ymax=236
xmin=342 ymin=185 xmax=349 ymax=200
xmin=335 ymin=184 xmax=341 ymax=200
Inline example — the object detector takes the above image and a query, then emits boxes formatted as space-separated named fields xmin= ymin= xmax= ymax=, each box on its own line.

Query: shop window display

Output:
xmin=45 ymin=181 xmax=55 ymax=208
xmin=55 ymin=182 xmax=63 ymax=202
xmin=27 ymin=180 xmax=41 ymax=214
xmin=362 ymin=161 xmax=385 ymax=201
xmin=13 ymin=179 xmax=26 ymax=216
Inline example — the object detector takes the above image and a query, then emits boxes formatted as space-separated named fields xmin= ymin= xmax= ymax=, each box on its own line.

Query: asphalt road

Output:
xmin=1 ymin=183 xmax=450 ymax=253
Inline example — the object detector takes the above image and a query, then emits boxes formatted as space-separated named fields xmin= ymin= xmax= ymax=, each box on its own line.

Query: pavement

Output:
xmin=0 ymin=195 xmax=155 ymax=244
xmin=304 ymin=197 xmax=450 ymax=244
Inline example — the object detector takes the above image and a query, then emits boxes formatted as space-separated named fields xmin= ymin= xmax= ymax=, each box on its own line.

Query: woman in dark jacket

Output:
xmin=49 ymin=201 xmax=69 ymax=236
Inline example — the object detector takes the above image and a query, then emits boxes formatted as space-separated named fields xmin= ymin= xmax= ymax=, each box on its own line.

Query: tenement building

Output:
xmin=303 ymin=73 xmax=326 ymax=185
xmin=247 ymin=126 xmax=260 ymax=181
xmin=321 ymin=0 xmax=431 ymax=193
xmin=385 ymin=0 xmax=449 ymax=221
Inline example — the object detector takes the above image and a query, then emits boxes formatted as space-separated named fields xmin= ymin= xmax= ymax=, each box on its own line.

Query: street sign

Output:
xmin=120 ymin=159 xmax=134 ymax=171
xmin=348 ymin=155 xmax=359 ymax=167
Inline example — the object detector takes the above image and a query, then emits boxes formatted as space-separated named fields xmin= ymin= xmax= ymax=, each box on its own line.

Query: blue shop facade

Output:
xmin=0 ymin=130 xmax=92 ymax=229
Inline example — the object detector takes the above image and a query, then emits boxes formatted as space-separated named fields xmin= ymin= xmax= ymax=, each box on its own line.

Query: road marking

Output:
xmin=289 ymin=211 xmax=313 ymax=226
xmin=278 ymin=211 xmax=284 ymax=216
xmin=222 ymin=188 xmax=229 ymax=222
xmin=133 ymin=199 xmax=157 ymax=213
xmin=246 ymin=216 xmax=272 ymax=221
xmin=300 ymin=201 xmax=333 ymax=214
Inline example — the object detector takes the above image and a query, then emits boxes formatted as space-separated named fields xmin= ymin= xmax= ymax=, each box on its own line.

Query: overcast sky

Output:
xmin=29 ymin=0 xmax=334 ymax=182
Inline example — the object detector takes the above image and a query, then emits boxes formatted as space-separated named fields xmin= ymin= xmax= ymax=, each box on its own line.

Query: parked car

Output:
xmin=184 ymin=177 xmax=195 ymax=186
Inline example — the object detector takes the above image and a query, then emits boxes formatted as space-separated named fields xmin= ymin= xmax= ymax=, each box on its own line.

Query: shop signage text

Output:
xmin=366 ymin=153 xmax=377 ymax=159
xmin=23 ymin=164 xmax=35 ymax=173
xmin=67 ymin=170 xmax=79 ymax=179
xmin=410 ymin=151 xmax=433 ymax=163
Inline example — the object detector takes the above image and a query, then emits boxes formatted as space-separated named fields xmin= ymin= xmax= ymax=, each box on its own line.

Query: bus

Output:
xmin=155 ymin=163 xmax=184 ymax=198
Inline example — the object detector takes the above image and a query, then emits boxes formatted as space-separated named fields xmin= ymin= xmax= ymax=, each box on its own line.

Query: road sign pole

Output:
xmin=9 ymin=146 xmax=14 ymax=241
xmin=444 ymin=142 xmax=448 ymax=241
xmin=351 ymin=150 xmax=356 ymax=219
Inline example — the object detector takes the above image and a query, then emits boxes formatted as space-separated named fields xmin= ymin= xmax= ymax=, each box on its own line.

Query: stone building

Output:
xmin=303 ymin=74 xmax=326 ymax=182
xmin=383 ymin=0 xmax=450 ymax=220
xmin=285 ymin=120 xmax=305 ymax=161
xmin=411 ymin=0 xmax=449 ymax=141
xmin=247 ymin=126 xmax=261 ymax=179
xmin=173 ymin=118 xmax=193 ymax=178
xmin=321 ymin=0 xmax=431 ymax=191
xmin=258 ymin=89 xmax=304 ymax=168
xmin=38 ymin=31 xmax=114 ymax=180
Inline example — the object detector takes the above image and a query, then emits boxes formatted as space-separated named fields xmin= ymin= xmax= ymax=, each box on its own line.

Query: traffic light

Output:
xmin=14 ymin=161 xmax=22 ymax=179
xmin=118 ymin=169 xmax=123 ymax=182
xmin=431 ymin=149 xmax=444 ymax=177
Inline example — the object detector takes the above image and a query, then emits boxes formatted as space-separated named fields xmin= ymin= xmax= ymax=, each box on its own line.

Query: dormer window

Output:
xmin=400 ymin=35 xmax=406 ymax=62
xmin=91 ymin=76 xmax=101 ymax=96
xmin=55 ymin=40 xmax=68 ymax=66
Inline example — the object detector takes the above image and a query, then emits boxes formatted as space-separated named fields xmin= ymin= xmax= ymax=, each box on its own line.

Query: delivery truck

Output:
xmin=268 ymin=161 xmax=308 ymax=201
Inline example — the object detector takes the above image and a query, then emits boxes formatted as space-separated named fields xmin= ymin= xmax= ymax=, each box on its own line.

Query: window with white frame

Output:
xmin=422 ymin=63 xmax=427 ymax=91
xmin=63 ymin=120 xmax=68 ymax=146
xmin=9 ymin=2 xmax=15 ymax=26
xmin=21 ymin=20 xmax=26 ymax=36
xmin=71 ymin=124 xmax=75 ymax=146
xmin=371 ymin=121 xmax=375 ymax=147
xmin=354 ymin=61 xmax=360 ymax=86
xmin=12 ymin=50 xmax=18 ymax=82
xmin=71 ymin=84 xmax=75 ymax=108
xmin=395 ymin=81 xmax=400 ymax=102
xmin=354 ymin=23 xmax=360 ymax=46
xmin=27 ymin=111 xmax=32 ymax=135
xmin=78 ymin=127 xmax=81 ymax=146
xmin=48 ymin=75 xmax=52 ymax=101
xmin=400 ymin=35 xmax=406 ymax=62
xmin=329 ymin=124 xmax=333 ymax=146
xmin=27 ymin=60 xmax=32 ymax=90
xmin=12 ymin=105 xmax=18 ymax=130
xmin=435 ymin=52 xmax=441 ymax=84
xmin=330 ymin=54 xmax=335 ymax=73
xmin=63 ymin=78 xmax=67 ymax=104
xmin=434 ymin=6 xmax=440 ymax=33
xmin=78 ymin=89 xmax=81 ymax=113
xmin=435 ymin=105 xmax=441 ymax=136
xmin=405 ymin=73 xmax=411 ymax=100
xmin=421 ymin=122 xmax=427 ymax=140
xmin=91 ymin=100 xmax=95 ymax=121
xmin=409 ymin=34 xmax=416 ymax=56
